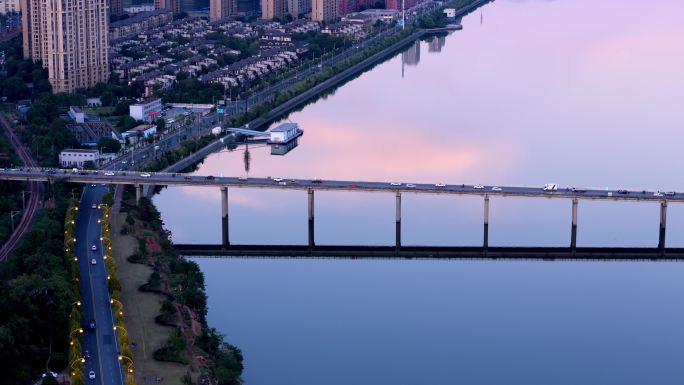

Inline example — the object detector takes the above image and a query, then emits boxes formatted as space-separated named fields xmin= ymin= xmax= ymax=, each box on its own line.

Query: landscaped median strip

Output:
xmin=99 ymin=200 xmax=137 ymax=385
xmin=65 ymin=202 xmax=86 ymax=385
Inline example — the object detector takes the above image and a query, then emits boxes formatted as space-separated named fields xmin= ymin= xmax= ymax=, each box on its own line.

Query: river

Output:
xmin=154 ymin=0 xmax=684 ymax=383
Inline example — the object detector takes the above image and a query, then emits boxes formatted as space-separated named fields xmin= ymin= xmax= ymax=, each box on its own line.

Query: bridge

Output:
xmin=0 ymin=167 xmax=678 ymax=254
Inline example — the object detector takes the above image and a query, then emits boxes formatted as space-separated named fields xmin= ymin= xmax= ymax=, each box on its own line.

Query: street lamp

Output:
xmin=118 ymin=355 xmax=135 ymax=375
xmin=110 ymin=298 xmax=125 ymax=316
xmin=113 ymin=325 xmax=129 ymax=339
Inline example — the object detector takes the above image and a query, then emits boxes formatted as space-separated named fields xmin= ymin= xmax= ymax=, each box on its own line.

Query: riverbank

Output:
xmin=108 ymin=192 xmax=243 ymax=385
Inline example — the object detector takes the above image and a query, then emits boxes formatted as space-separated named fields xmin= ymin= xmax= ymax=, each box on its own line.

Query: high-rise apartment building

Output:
xmin=21 ymin=0 xmax=109 ymax=93
xmin=312 ymin=0 xmax=336 ymax=22
xmin=261 ymin=0 xmax=285 ymax=19
xmin=0 ymin=0 xmax=20 ymax=14
xmin=286 ymin=0 xmax=310 ymax=18
xmin=210 ymin=0 xmax=237 ymax=20
xmin=154 ymin=0 xmax=180 ymax=14
xmin=110 ymin=0 xmax=123 ymax=17
xmin=237 ymin=0 xmax=258 ymax=16
xmin=337 ymin=0 xmax=354 ymax=16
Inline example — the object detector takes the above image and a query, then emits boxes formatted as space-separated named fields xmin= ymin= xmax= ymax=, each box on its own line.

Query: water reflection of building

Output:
xmin=402 ymin=40 xmax=420 ymax=66
xmin=428 ymin=35 xmax=446 ymax=53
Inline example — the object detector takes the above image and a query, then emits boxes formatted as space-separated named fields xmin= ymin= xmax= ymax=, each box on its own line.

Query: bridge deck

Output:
xmin=175 ymin=244 xmax=684 ymax=261
xmin=0 ymin=167 xmax=680 ymax=203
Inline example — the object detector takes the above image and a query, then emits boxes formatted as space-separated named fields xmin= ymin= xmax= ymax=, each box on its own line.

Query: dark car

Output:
xmin=206 ymin=175 xmax=215 ymax=180
xmin=88 ymin=319 xmax=96 ymax=330
xmin=617 ymin=189 xmax=629 ymax=194
xmin=83 ymin=350 xmax=90 ymax=360
xmin=311 ymin=179 xmax=323 ymax=184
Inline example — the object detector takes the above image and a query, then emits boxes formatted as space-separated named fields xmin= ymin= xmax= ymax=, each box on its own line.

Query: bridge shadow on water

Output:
xmin=174 ymin=244 xmax=684 ymax=262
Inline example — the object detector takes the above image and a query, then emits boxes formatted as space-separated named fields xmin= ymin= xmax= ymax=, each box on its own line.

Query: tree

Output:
xmin=83 ymin=160 xmax=97 ymax=170
xmin=97 ymin=137 xmax=121 ymax=153
xmin=101 ymin=90 xmax=115 ymax=106
xmin=155 ymin=118 xmax=166 ymax=132
xmin=1 ymin=76 xmax=29 ymax=101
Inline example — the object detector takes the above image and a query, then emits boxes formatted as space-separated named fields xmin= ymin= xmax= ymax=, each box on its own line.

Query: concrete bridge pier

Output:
xmin=135 ymin=184 xmax=143 ymax=204
xmin=221 ymin=187 xmax=229 ymax=248
xmin=396 ymin=192 xmax=401 ymax=251
xmin=659 ymin=201 xmax=667 ymax=250
xmin=483 ymin=195 xmax=489 ymax=250
xmin=308 ymin=189 xmax=315 ymax=249
xmin=571 ymin=199 xmax=578 ymax=250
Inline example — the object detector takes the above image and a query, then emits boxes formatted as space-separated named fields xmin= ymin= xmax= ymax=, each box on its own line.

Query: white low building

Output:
xmin=269 ymin=123 xmax=301 ymax=143
xmin=59 ymin=149 xmax=100 ymax=168
xmin=129 ymin=98 xmax=162 ymax=122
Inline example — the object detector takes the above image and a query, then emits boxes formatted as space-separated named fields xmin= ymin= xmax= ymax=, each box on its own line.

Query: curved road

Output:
xmin=0 ymin=115 xmax=43 ymax=261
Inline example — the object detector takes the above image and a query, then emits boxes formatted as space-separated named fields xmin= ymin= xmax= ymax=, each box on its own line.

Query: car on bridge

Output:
xmin=88 ymin=371 xmax=96 ymax=380
xmin=140 ymin=173 xmax=151 ymax=178
xmin=474 ymin=184 xmax=484 ymax=189
xmin=91 ymin=258 xmax=97 ymax=265
xmin=88 ymin=319 xmax=96 ymax=330
xmin=91 ymin=245 xmax=97 ymax=251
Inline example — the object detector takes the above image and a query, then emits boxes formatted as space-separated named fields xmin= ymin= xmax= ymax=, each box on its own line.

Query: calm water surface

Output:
xmin=154 ymin=0 xmax=684 ymax=383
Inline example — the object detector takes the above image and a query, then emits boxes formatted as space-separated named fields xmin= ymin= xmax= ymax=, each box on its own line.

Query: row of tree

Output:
xmin=0 ymin=183 xmax=77 ymax=385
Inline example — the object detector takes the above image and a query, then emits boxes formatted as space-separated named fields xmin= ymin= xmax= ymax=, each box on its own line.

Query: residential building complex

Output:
xmin=237 ymin=0 xmax=258 ymax=16
xmin=154 ymin=0 xmax=180 ymax=13
xmin=261 ymin=0 xmax=285 ymax=20
xmin=124 ymin=3 xmax=156 ymax=13
xmin=210 ymin=0 xmax=237 ymax=20
xmin=109 ymin=9 xmax=174 ymax=39
xmin=0 ymin=0 xmax=19 ymax=14
xmin=312 ymin=0 xmax=337 ymax=22
xmin=21 ymin=0 xmax=109 ymax=93
xmin=286 ymin=0 xmax=311 ymax=18
xmin=111 ymin=0 xmax=123 ymax=17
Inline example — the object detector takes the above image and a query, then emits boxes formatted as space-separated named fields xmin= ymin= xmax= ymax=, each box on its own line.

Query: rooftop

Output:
xmin=272 ymin=123 xmax=299 ymax=132
xmin=61 ymin=148 xmax=100 ymax=154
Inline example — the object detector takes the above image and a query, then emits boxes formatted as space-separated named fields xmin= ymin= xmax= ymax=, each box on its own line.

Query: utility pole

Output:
xmin=10 ymin=211 xmax=20 ymax=232
xmin=21 ymin=190 xmax=28 ymax=210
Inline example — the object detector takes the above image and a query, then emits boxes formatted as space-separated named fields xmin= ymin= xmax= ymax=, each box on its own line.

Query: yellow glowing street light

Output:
xmin=110 ymin=298 xmax=124 ymax=316
xmin=69 ymin=328 xmax=84 ymax=339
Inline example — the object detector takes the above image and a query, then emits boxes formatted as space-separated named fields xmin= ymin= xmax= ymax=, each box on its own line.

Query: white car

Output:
xmin=273 ymin=178 xmax=284 ymax=182
xmin=278 ymin=181 xmax=287 ymax=185
xmin=654 ymin=192 xmax=664 ymax=197
xmin=473 ymin=184 xmax=485 ymax=189
xmin=406 ymin=183 xmax=416 ymax=188
xmin=91 ymin=204 xmax=97 ymax=209
xmin=104 ymin=172 xmax=115 ymax=176
xmin=91 ymin=245 xmax=97 ymax=251
xmin=390 ymin=182 xmax=402 ymax=186
xmin=88 ymin=371 xmax=96 ymax=380
xmin=140 ymin=173 xmax=151 ymax=178
xmin=492 ymin=187 xmax=502 ymax=191
xmin=435 ymin=183 xmax=446 ymax=188
xmin=91 ymin=258 xmax=97 ymax=265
